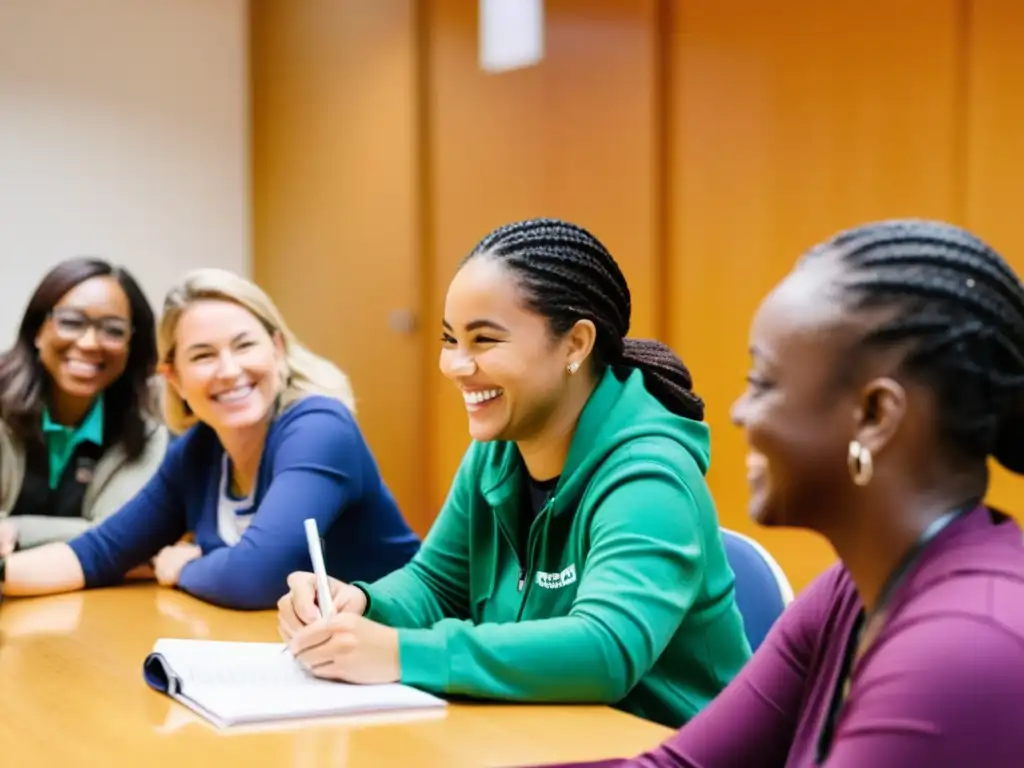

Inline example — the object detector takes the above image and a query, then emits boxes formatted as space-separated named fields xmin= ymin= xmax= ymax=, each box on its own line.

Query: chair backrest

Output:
xmin=720 ymin=528 xmax=794 ymax=652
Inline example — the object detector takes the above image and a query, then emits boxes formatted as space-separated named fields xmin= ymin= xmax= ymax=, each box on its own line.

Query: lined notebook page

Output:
xmin=154 ymin=639 xmax=315 ymax=686
xmin=152 ymin=639 xmax=447 ymax=726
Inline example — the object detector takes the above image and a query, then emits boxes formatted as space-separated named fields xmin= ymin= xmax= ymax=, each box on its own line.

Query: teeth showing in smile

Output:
xmin=66 ymin=360 xmax=100 ymax=377
xmin=214 ymin=385 xmax=254 ymax=403
xmin=463 ymin=388 xmax=503 ymax=405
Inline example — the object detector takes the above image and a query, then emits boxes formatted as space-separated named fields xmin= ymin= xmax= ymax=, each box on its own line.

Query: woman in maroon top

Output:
xmin=536 ymin=219 xmax=1024 ymax=767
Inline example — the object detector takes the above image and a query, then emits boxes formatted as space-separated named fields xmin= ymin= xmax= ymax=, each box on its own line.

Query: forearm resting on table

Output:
xmin=2 ymin=543 xmax=86 ymax=596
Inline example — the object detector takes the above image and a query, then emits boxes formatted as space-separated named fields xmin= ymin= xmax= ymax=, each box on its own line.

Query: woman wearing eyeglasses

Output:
xmin=0 ymin=257 xmax=167 ymax=557
xmin=0 ymin=268 xmax=419 ymax=610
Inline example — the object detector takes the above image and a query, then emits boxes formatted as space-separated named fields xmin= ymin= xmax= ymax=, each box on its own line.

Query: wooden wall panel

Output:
xmin=248 ymin=1 xmax=1020 ymax=586
xmin=964 ymin=0 xmax=1024 ymax=515
xmin=665 ymin=0 xmax=964 ymax=590
xmin=424 ymin=0 xmax=662 ymax=511
xmin=250 ymin=2 xmax=429 ymax=531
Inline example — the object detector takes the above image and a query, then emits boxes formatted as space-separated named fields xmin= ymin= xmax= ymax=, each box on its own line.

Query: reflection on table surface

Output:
xmin=0 ymin=585 xmax=671 ymax=767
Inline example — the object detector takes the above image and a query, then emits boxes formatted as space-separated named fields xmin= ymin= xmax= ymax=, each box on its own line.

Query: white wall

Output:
xmin=0 ymin=0 xmax=250 ymax=337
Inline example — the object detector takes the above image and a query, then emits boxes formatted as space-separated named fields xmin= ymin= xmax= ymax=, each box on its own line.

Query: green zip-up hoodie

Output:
xmin=355 ymin=366 xmax=752 ymax=727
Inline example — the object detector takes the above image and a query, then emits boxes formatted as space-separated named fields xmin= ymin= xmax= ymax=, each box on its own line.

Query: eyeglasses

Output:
xmin=49 ymin=308 xmax=132 ymax=349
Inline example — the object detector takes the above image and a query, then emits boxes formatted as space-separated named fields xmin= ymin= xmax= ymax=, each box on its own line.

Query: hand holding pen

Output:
xmin=277 ymin=518 xmax=367 ymax=643
xmin=276 ymin=519 xmax=398 ymax=684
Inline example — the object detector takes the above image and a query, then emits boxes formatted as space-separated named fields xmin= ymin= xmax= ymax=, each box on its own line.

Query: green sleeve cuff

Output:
xmin=398 ymin=627 xmax=450 ymax=691
xmin=350 ymin=581 xmax=376 ymax=618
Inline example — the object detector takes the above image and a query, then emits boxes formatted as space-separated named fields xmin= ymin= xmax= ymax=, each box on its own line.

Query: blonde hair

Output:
xmin=158 ymin=268 xmax=355 ymax=433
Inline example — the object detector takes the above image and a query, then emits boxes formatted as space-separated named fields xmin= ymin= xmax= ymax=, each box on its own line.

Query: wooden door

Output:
xmin=964 ymin=0 xmax=1024 ymax=515
xmin=664 ymin=0 xmax=964 ymax=590
xmin=250 ymin=2 xmax=428 ymax=532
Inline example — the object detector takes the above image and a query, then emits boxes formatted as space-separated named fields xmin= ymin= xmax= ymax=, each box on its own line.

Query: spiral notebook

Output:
xmin=143 ymin=638 xmax=447 ymax=729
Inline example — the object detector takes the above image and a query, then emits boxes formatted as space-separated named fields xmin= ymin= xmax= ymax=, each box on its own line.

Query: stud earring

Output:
xmin=847 ymin=439 xmax=873 ymax=486
xmin=567 ymin=361 xmax=579 ymax=375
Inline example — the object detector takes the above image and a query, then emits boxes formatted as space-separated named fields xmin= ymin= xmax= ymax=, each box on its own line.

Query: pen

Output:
xmin=305 ymin=517 xmax=336 ymax=620
xmin=282 ymin=518 xmax=335 ymax=655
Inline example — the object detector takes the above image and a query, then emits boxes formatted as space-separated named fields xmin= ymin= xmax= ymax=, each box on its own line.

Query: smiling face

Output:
xmin=167 ymin=299 xmax=284 ymax=433
xmin=729 ymin=257 xmax=865 ymax=529
xmin=35 ymin=276 xmax=132 ymax=403
xmin=439 ymin=256 xmax=589 ymax=443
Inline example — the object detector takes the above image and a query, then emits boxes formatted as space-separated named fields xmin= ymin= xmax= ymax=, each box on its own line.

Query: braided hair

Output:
xmin=805 ymin=218 xmax=1024 ymax=474
xmin=463 ymin=217 xmax=704 ymax=421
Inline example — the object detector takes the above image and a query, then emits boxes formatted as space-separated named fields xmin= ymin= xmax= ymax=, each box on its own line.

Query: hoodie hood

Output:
xmin=479 ymin=365 xmax=711 ymax=515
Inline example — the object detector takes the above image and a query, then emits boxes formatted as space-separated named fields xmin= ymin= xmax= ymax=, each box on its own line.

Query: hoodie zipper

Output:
xmin=497 ymin=522 xmax=529 ymax=596
xmin=514 ymin=499 xmax=552 ymax=620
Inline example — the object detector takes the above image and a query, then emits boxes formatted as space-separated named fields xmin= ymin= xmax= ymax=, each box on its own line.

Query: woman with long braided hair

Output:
xmin=537 ymin=218 xmax=1024 ymax=767
xmin=277 ymin=217 xmax=751 ymax=727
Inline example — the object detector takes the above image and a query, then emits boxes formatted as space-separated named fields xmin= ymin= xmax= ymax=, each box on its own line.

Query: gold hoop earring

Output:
xmin=567 ymin=361 xmax=580 ymax=375
xmin=847 ymin=440 xmax=873 ymax=486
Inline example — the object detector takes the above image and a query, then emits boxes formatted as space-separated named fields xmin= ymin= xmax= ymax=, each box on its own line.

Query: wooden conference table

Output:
xmin=0 ymin=585 xmax=671 ymax=767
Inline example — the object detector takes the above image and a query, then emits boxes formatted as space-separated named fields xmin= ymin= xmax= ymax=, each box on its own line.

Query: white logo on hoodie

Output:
xmin=535 ymin=563 xmax=577 ymax=589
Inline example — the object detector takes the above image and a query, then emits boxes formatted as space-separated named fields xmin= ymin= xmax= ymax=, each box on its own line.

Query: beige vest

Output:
xmin=0 ymin=416 xmax=169 ymax=549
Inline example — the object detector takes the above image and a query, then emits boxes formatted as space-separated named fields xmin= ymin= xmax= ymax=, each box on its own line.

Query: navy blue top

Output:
xmin=67 ymin=395 xmax=420 ymax=609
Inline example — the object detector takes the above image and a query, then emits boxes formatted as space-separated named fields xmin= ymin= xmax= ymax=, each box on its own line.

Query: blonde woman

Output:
xmin=0 ymin=269 xmax=420 ymax=609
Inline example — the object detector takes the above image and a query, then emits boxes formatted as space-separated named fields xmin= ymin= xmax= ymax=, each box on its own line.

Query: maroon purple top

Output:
xmin=533 ymin=506 xmax=1024 ymax=767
